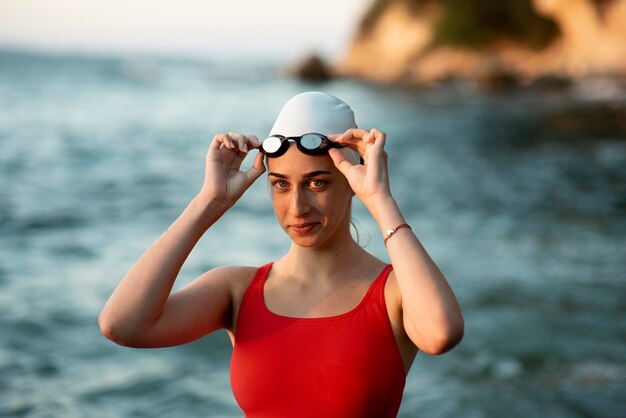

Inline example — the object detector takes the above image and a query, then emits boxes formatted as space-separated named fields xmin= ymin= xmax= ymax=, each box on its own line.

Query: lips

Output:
xmin=289 ymin=222 xmax=319 ymax=234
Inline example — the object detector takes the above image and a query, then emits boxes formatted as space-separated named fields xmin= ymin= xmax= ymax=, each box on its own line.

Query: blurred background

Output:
xmin=1 ymin=0 xmax=625 ymax=417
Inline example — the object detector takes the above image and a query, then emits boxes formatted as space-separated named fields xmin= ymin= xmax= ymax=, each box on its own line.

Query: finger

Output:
xmin=366 ymin=132 xmax=387 ymax=173
xmin=246 ymin=152 xmax=266 ymax=183
xmin=248 ymin=134 xmax=261 ymax=149
xmin=328 ymin=148 xmax=354 ymax=177
xmin=222 ymin=133 xmax=237 ymax=150
xmin=327 ymin=132 xmax=349 ymax=143
xmin=343 ymin=128 xmax=369 ymax=137
xmin=232 ymin=133 xmax=260 ymax=152
xmin=213 ymin=134 xmax=242 ymax=154
xmin=223 ymin=133 xmax=236 ymax=149
xmin=337 ymin=129 xmax=370 ymax=142
xmin=368 ymin=128 xmax=386 ymax=145
xmin=228 ymin=131 xmax=250 ymax=153
xmin=363 ymin=131 xmax=371 ymax=144
xmin=210 ymin=133 xmax=229 ymax=150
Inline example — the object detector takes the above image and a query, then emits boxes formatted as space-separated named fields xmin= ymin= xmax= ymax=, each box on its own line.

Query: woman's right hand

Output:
xmin=100 ymin=133 xmax=264 ymax=348
xmin=199 ymin=131 xmax=266 ymax=209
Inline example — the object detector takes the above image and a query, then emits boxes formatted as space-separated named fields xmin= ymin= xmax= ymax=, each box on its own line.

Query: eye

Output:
xmin=308 ymin=179 xmax=327 ymax=190
xmin=272 ymin=180 xmax=290 ymax=190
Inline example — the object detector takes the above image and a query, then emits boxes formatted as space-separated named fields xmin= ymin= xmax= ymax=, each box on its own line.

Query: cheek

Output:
xmin=324 ymin=189 xmax=352 ymax=213
xmin=270 ymin=192 xmax=284 ymax=212
xmin=270 ymin=191 xmax=295 ymax=217
xmin=334 ymin=177 xmax=353 ymax=197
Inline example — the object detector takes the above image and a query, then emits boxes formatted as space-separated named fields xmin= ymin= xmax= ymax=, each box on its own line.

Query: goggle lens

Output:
xmin=261 ymin=136 xmax=283 ymax=154
xmin=299 ymin=133 xmax=323 ymax=150
xmin=260 ymin=133 xmax=340 ymax=157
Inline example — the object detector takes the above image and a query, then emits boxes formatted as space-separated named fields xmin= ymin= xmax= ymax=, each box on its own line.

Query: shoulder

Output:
xmin=207 ymin=264 xmax=259 ymax=277
xmin=228 ymin=264 xmax=262 ymax=293
xmin=204 ymin=264 xmax=260 ymax=293
xmin=196 ymin=265 xmax=264 ymax=334
xmin=212 ymin=265 xmax=267 ymax=335
xmin=190 ymin=264 xmax=261 ymax=307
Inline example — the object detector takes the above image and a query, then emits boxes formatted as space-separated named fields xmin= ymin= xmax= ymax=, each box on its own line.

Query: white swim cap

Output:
xmin=269 ymin=91 xmax=361 ymax=164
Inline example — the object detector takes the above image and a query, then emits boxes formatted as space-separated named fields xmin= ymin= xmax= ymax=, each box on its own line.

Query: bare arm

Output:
xmin=368 ymin=197 xmax=464 ymax=355
xmin=329 ymin=128 xmax=464 ymax=355
xmin=98 ymin=132 xmax=265 ymax=348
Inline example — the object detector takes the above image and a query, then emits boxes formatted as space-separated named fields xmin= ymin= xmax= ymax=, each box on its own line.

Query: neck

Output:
xmin=279 ymin=222 xmax=375 ymax=285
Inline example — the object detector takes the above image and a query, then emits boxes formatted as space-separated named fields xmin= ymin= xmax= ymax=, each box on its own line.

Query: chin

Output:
xmin=289 ymin=236 xmax=320 ymax=248
xmin=285 ymin=230 xmax=325 ymax=248
xmin=282 ymin=222 xmax=341 ymax=249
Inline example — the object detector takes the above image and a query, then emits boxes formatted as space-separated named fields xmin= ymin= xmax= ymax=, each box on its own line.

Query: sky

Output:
xmin=0 ymin=0 xmax=370 ymax=61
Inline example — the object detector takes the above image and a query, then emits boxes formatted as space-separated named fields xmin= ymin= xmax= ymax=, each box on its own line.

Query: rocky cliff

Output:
xmin=332 ymin=0 xmax=626 ymax=85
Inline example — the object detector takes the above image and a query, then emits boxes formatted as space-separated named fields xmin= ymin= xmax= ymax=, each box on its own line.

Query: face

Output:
xmin=267 ymin=143 xmax=354 ymax=248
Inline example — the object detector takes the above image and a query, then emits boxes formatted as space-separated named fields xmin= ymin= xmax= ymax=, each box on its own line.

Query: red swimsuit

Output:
xmin=230 ymin=263 xmax=406 ymax=418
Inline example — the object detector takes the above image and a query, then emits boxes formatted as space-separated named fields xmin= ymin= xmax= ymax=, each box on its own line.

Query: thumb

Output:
xmin=328 ymin=148 xmax=354 ymax=177
xmin=246 ymin=151 xmax=266 ymax=183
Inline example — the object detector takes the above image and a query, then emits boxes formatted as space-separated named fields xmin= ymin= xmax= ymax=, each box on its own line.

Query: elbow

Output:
xmin=410 ymin=317 xmax=465 ymax=356
xmin=98 ymin=314 xmax=136 ymax=347
xmin=429 ymin=320 xmax=464 ymax=355
xmin=98 ymin=314 xmax=121 ymax=344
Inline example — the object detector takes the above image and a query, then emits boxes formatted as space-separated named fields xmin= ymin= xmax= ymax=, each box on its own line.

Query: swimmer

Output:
xmin=98 ymin=91 xmax=464 ymax=417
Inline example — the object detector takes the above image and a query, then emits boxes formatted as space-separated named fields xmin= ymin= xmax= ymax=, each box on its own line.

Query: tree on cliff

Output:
xmin=338 ymin=0 xmax=626 ymax=84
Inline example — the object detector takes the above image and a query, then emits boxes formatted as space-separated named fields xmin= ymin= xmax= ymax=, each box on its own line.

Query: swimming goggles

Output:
xmin=259 ymin=133 xmax=343 ymax=158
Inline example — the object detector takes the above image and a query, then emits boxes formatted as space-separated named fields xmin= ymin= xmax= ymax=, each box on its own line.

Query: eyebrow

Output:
xmin=268 ymin=170 xmax=332 ymax=179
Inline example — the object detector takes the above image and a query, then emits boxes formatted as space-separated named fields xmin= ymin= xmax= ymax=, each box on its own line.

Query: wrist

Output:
xmin=190 ymin=194 xmax=229 ymax=227
xmin=383 ymin=223 xmax=412 ymax=246
xmin=363 ymin=195 xmax=410 ymax=240
xmin=364 ymin=194 xmax=402 ymax=223
xmin=195 ymin=187 xmax=234 ymax=210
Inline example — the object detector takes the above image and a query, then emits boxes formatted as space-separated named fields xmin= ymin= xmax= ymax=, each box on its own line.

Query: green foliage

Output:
xmin=358 ymin=0 xmax=560 ymax=49
xmin=358 ymin=0 xmax=391 ymax=34
xmin=432 ymin=0 xmax=559 ymax=49
xmin=590 ymin=0 xmax=614 ymax=6
xmin=589 ymin=0 xmax=617 ymax=19
xmin=358 ymin=0 xmax=427 ymax=34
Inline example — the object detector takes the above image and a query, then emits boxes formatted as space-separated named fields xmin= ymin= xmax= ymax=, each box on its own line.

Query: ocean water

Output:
xmin=0 ymin=50 xmax=625 ymax=418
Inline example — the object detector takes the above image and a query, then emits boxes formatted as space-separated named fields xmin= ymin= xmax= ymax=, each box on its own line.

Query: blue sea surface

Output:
xmin=0 ymin=50 xmax=625 ymax=417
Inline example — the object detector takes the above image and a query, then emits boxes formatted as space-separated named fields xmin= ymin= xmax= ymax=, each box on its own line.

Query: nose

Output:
xmin=289 ymin=186 xmax=311 ymax=217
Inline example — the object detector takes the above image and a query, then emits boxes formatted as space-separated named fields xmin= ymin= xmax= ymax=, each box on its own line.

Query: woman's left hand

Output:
xmin=327 ymin=128 xmax=392 ymax=208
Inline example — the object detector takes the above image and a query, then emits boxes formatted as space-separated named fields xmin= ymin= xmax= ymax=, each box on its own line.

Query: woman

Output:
xmin=99 ymin=91 xmax=464 ymax=417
